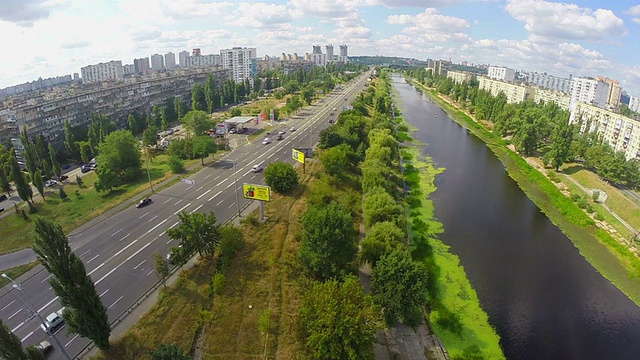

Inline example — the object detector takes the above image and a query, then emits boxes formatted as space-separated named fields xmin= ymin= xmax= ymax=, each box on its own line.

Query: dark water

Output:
xmin=392 ymin=75 xmax=640 ymax=360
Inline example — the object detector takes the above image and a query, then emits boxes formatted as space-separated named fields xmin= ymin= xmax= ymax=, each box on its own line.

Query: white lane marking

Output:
xmin=119 ymin=233 xmax=131 ymax=242
xmin=196 ymin=189 xmax=211 ymax=199
xmin=163 ymin=198 xmax=172 ymax=204
xmin=108 ymin=296 xmax=123 ymax=309
xmin=174 ymin=199 xmax=183 ymax=206
xmin=204 ymin=174 xmax=211 ymax=179
xmin=87 ymin=254 xmax=99 ymax=263
xmin=88 ymin=262 xmax=105 ymax=276
xmin=95 ymin=232 xmax=164 ymax=285
xmin=134 ymin=259 xmax=146 ymax=270
xmin=147 ymin=269 xmax=155 ymax=276
xmin=99 ymin=289 xmax=109 ymax=297
xmin=37 ymin=296 xmax=59 ymax=314
xmin=8 ymin=309 xmax=21 ymax=320
xmin=190 ymin=204 xmax=203 ymax=214
xmin=139 ymin=212 xmax=148 ymax=219
xmin=228 ymin=203 xmax=234 ymax=209
xmin=208 ymin=190 xmax=222 ymax=202
xmin=111 ymin=229 xmax=123 ymax=237
xmin=65 ymin=334 xmax=79 ymax=347
xmin=250 ymin=174 xmax=256 ymax=180
xmin=79 ymin=249 xmax=91 ymax=258
xmin=148 ymin=215 xmax=158 ymax=222
xmin=216 ymin=199 xmax=224 ymax=206
xmin=41 ymin=274 xmax=52 ymax=283
xmin=1 ymin=300 xmax=15 ymax=311
xmin=174 ymin=203 xmax=190 ymax=215
xmin=21 ymin=331 xmax=33 ymax=343
xmin=196 ymin=186 xmax=203 ymax=191
xmin=213 ymin=175 xmax=221 ymax=181
xmin=169 ymin=221 xmax=179 ymax=229
xmin=267 ymin=152 xmax=276 ymax=159
xmin=11 ymin=321 xmax=25 ymax=333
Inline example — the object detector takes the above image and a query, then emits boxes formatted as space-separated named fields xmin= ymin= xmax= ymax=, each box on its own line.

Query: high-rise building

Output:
xmin=80 ymin=60 xmax=124 ymax=84
xmin=133 ymin=57 xmax=150 ymax=75
xmin=312 ymin=45 xmax=322 ymax=54
xmin=73 ymin=73 xmax=80 ymax=81
xmin=525 ymin=72 xmax=572 ymax=93
xmin=487 ymin=66 xmax=515 ymax=82
xmin=325 ymin=44 xmax=334 ymax=62
xmin=338 ymin=44 xmax=348 ymax=63
xmin=178 ymin=51 xmax=189 ymax=67
xmin=569 ymin=77 xmax=610 ymax=110
xmin=184 ymin=54 xmax=220 ymax=68
xmin=164 ymin=52 xmax=176 ymax=70
xmin=629 ymin=95 xmax=640 ymax=113
xmin=220 ymin=47 xmax=257 ymax=83
xmin=595 ymin=76 xmax=622 ymax=108
xmin=151 ymin=54 xmax=164 ymax=71
xmin=192 ymin=48 xmax=201 ymax=56
xmin=123 ymin=64 xmax=135 ymax=75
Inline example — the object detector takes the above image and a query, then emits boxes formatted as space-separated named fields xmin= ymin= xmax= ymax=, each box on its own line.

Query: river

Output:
xmin=392 ymin=75 xmax=640 ymax=360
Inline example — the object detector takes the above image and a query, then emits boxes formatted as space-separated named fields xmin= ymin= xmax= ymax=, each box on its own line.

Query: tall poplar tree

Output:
xmin=49 ymin=143 xmax=62 ymax=179
xmin=32 ymin=217 xmax=111 ymax=350
xmin=10 ymin=152 xmax=33 ymax=205
xmin=0 ymin=319 xmax=29 ymax=360
xmin=64 ymin=120 xmax=80 ymax=160
xmin=33 ymin=169 xmax=45 ymax=200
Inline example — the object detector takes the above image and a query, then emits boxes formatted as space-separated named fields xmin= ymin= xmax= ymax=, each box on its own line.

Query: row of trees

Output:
xmin=405 ymin=67 xmax=640 ymax=188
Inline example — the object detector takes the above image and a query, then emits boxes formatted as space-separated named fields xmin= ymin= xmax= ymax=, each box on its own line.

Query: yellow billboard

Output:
xmin=243 ymin=184 xmax=271 ymax=201
xmin=292 ymin=148 xmax=305 ymax=164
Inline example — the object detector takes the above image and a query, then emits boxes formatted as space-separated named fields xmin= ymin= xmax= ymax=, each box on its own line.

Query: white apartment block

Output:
xmin=478 ymin=77 xmax=534 ymax=104
xmin=151 ymin=54 xmax=164 ymax=71
xmin=220 ymin=47 xmax=257 ymax=83
xmin=447 ymin=71 xmax=474 ymax=84
xmin=629 ymin=96 xmax=640 ymax=113
xmin=487 ymin=66 xmax=515 ymax=82
xmin=311 ymin=53 xmax=326 ymax=67
xmin=534 ymin=87 xmax=571 ymax=111
xmin=178 ymin=51 xmax=189 ymax=67
xmin=184 ymin=54 xmax=220 ymax=68
xmin=325 ymin=45 xmax=334 ymax=62
xmin=569 ymin=77 xmax=609 ymax=111
xmin=123 ymin=64 xmax=135 ymax=75
xmin=164 ymin=52 xmax=176 ymax=70
xmin=80 ymin=60 xmax=124 ymax=84
xmin=525 ymin=72 xmax=572 ymax=93
xmin=570 ymin=102 xmax=640 ymax=160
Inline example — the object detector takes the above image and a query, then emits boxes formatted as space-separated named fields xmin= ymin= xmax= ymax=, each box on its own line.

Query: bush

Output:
xmin=264 ymin=161 xmax=298 ymax=193
xmin=168 ymin=155 xmax=185 ymax=174
xmin=218 ymin=226 xmax=244 ymax=269
xmin=212 ymin=273 xmax=225 ymax=295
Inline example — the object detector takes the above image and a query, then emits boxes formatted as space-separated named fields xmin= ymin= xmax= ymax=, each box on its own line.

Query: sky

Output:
xmin=0 ymin=0 xmax=639 ymax=95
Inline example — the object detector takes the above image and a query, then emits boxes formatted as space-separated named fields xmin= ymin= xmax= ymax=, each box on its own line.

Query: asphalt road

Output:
xmin=0 ymin=71 xmax=372 ymax=359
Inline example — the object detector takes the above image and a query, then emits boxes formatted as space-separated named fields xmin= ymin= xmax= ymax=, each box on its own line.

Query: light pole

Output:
xmin=2 ymin=273 xmax=72 ymax=360
xmin=230 ymin=158 xmax=241 ymax=218
xmin=146 ymin=147 xmax=155 ymax=194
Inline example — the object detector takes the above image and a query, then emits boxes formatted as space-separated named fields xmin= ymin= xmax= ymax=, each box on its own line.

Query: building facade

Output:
xmin=595 ymin=76 xmax=622 ymax=108
xmin=447 ymin=70 xmax=474 ymax=84
xmin=184 ymin=54 xmax=220 ymax=68
xmin=80 ymin=60 xmax=124 ymax=84
xmin=629 ymin=95 xmax=640 ymax=113
xmin=151 ymin=54 xmax=165 ymax=71
xmin=570 ymin=102 xmax=640 ymax=160
xmin=487 ymin=66 xmax=515 ymax=82
xmin=220 ymin=47 xmax=257 ymax=83
xmin=525 ymin=72 xmax=572 ymax=93
xmin=569 ymin=77 xmax=610 ymax=111
xmin=478 ymin=77 xmax=534 ymax=104
xmin=178 ymin=51 xmax=189 ymax=67
xmin=325 ymin=45 xmax=334 ymax=62
xmin=164 ymin=52 xmax=176 ymax=70
xmin=338 ymin=44 xmax=348 ymax=63
xmin=533 ymin=87 xmax=571 ymax=111
xmin=133 ymin=57 xmax=150 ymax=75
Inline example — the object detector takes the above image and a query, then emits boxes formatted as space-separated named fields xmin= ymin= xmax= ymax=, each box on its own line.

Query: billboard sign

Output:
xmin=292 ymin=148 xmax=305 ymax=164
xmin=243 ymin=183 xmax=271 ymax=201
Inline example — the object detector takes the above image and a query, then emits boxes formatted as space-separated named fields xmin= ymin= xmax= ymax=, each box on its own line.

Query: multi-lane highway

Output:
xmin=0 ymin=70 xmax=372 ymax=359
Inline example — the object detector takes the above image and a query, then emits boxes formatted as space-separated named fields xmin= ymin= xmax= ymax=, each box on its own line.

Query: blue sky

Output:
xmin=1 ymin=0 xmax=639 ymax=95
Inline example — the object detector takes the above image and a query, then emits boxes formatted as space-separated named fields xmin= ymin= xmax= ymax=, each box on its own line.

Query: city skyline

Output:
xmin=1 ymin=0 xmax=639 ymax=95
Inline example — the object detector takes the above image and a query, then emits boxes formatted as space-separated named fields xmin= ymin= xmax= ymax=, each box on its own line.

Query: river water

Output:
xmin=392 ymin=75 xmax=640 ymax=360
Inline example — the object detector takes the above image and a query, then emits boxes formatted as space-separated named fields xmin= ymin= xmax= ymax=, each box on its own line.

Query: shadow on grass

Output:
xmin=562 ymin=164 xmax=586 ymax=176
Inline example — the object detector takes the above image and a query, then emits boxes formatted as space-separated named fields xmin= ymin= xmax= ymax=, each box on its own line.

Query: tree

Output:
xmin=59 ymin=186 xmax=68 ymax=200
xmin=76 ymin=174 xmax=83 ymax=187
xmin=33 ymin=169 xmax=45 ymax=200
xmin=191 ymin=83 xmax=205 ymax=111
xmin=298 ymin=276 xmax=382 ymax=360
xmin=192 ymin=136 xmax=217 ymax=165
xmin=151 ymin=343 xmax=192 ymax=360
xmin=264 ymin=161 xmax=298 ymax=193
xmin=363 ymin=187 xmax=405 ymax=229
xmin=160 ymin=107 xmax=168 ymax=132
xmin=31 ymin=217 xmax=111 ymax=349
xmin=10 ymin=153 xmax=33 ymax=205
xmin=0 ymin=318 xmax=30 ymax=360
xmin=360 ymin=221 xmax=404 ymax=266
xmin=550 ymin=114 xmax=574 ymax=170
xmin=64 ymin=120 xmax=80 ymax=160
xmin=128 ymin=114 xmax=139 ymax=135
xmin=300 ymin=201 xmax=358 ymax=279
xmin=320 ymin=144 xmax=351 ymax=175
xmin=94 ymin=167 xmax=119 ymax=193
xmin=143 ymin=125 xmax=158 ymax=148
xmin=95 ymin=129 xmax=142 ymax=185
xmin=371 ymin=249 xmax=429 ymax=325
xmin=181 ymin=110 xmax=211 ymax=138
xmin=168 ymin=155 xmax=185 ymax=174
xmin=48 ymin=143 xmax=62 ymax=179
xmin=174 ymin=97 xmax=185 ymax=121
xmin=79 ymin=141 xmax=92 ymax=164
xmin=167 ymin=211 xmax=221 ymax=257
xmin=154 ymin=253 xmax=170 ymax=287
xmin=0 ymin=161 xmax=11 ymax=196
xmin=230 ymin=108 xmax=241 ymax=117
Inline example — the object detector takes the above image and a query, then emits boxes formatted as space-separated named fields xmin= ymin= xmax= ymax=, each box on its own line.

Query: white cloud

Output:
xmin=633 ymin=18 xmax=640 ymax=25
xmin=334 ymin=25 xmax=372 ymax=39
xmin=378 ymin=0 xmax=459 ymax=7
xmin=387 ymin=8 xmax=469 ymax=33
xmin=505 ymin=0 xmax=626 ymax=42
xmin=290 ymin=0 xmax=371 ymax=18
xmin=625 ymin=5 xmax=640 ymax=16
xmin=0 ymin=0 xmax=68 ymax=27
xmin=230 ymin=3 xmax=302 ymax=29
xmin=158 ymin=0 xmax=231 ymax=20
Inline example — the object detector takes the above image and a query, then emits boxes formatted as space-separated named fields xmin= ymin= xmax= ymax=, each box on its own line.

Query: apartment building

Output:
xmin=10 ymin=68 xmax=232 ymax=148
xmin=629 ymin=95 xmax=640 ymax=113
xmin=534 ymin=87 xmax=571 ymax=111
xmin=338 ymin=44 xmax=348 ymax=63
xmin=447 ymin=71 xmax=474 ymax=84
xmin=427 ymin=59 xmax=445 ymax=76
xmin=165 ymin=52 xmax=176 ymax=70
xmin=525 ymin=72 xmax=572 ymax=93
xmin=257 ymin=58 xmax=314 ymax=75
xmin=220 ymin=47 xmax=257 ymax=83
xmin=487 ymin=66 xmax=515 ymax=82
xmin=570 ymin=102 xmax=640 ymax=160
xmin=596 ymin=76 xmax=622 ymax=108
xmin=0 ymin=109 xmax=18 ymax=146
xmin=184 ymin=54 xmax=220 ymax=68
xmin=569 ymin=77 xmax=609 ymax=111
xmin=325 ymin=45 xmax=334 ymax=62
xmin=478 ymin=77 xmax=534 ymax=104
xmin=80 ymin=60 xmax=124 ymax=84
xmin=151 ymin=54 xmax=164 ymax=71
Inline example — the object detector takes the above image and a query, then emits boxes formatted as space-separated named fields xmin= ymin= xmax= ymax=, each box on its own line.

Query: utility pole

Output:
xmin=2 ymin=273 xmax=72 ymax=360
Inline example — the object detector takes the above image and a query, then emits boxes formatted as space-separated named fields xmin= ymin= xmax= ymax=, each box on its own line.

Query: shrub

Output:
xmin=168 ymin=155 xmax=185 ymax=174
xmin=264 ymin=161 xmax=298 ymax=193
xmin=212 ymin=273 xmax=225 ymax=295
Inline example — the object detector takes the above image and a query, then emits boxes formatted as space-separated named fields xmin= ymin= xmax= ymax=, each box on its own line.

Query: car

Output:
xmin=276 ymin=134 xmax=283 ymax=140
xmin=34 ymin=340 xmax=53 ymax=354
xmin=167 ymin=128 xmax=175 ymax=135
xmin=44 ymin=180 xmax=58 ymax=188
xmin=251 ymin=164 xmax=263 ymax=173
xmin=136 ymin=198 xmax=153 ymax=208
xmin=167 ymin=245 xmax=184 ymax=265
xmin=329 ymin=119 xmax=334 ymax=124
xmin=40 ymin=309 xmax=65 ymax=334
xmin=290 ymin=127 xmax=296 ymax=132
xmin=80 ymin=165 xmax=92 ymax=173
xmin=262 ymin=138 xmax=271 ymax=145
xmin=0 ymin=194 xmax=7 ymax=202
xmin=229 ymin=128 xmax=236 ymax=134
xmin=62 ymin=164 xmax=71 ymax=170
xmin=59 ymin=175 xmax=69 ymax=181
xmin=278 ymin=130 xmax=285 ymax=135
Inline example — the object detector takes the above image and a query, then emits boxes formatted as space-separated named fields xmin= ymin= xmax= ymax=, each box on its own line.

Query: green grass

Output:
xmin=0 ymin=262 xmax=39 ymax=286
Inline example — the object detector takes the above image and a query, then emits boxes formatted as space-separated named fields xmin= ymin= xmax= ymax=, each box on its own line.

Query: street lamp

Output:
xmin=1 ymin=273 xmax=72 ymax=360
xmin=230 ymin=158 xmax=241 ymax=218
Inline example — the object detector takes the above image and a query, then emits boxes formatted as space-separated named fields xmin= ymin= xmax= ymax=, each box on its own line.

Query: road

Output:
xmin=0 ymin=71 xmax=372 ymax=359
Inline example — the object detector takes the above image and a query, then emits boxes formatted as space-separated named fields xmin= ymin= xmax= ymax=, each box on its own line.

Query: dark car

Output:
xmin=136 ymin=198 xmax=153 ymax=208
xmin=59 ymin=175 xmax=69 ymax=181
xmin=81 ymin=165 xmax=91 ymax=173
xmin=34 ymin=340 xmax=53 ymax=354
xmin=0 ymin=194 xmax=7 ymax=202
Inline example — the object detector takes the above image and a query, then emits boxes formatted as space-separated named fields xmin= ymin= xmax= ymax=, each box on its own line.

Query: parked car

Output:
xmin=59 ymin=175 xmax=69 ymax=181
xmin=262 ymin=138 xmax=271 ymax=145
xmin=251 ymin=164 xmax=263 ymax=173
xmin=34 ymin=340 xmax=53 ymax=354
xmin=62 ymin=164 xmax=71 ymax=170
xmin=0 ymin=194 xmax=7 ymax=202
xmin=276 ymin=134 xmax=283 ymax=140
xmin=136 ymin=198 xmax=153 ymax=208
xmin=167 ymin=245 xmax=183 ymax=265
xmin=80 ymin=165 xmax=92 ymax=173
xmin=41 ymin=308 xmax=65 ymax=334
xmin=290 ymin=127 xmax=296 ymax=132
xmin=44 ymin=180 xmax=58 ymax=188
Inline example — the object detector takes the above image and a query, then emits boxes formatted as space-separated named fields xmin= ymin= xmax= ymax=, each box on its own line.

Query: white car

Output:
xmin=262 ymin=138 xmax=271 ymax=145
xmin=44 ymin=179 xmax=58 ymax=188
xmin=290 ymin=127 xmax=296 ymax=132
xmin=251 ymin=164 xmax=263 ymax=173
xmin=41 ymin=308 xmax=65 ymax=334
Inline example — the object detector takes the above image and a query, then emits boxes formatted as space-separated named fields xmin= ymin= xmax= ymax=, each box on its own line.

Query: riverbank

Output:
xmin=406 ymin=78 xmax=640 ymax=307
